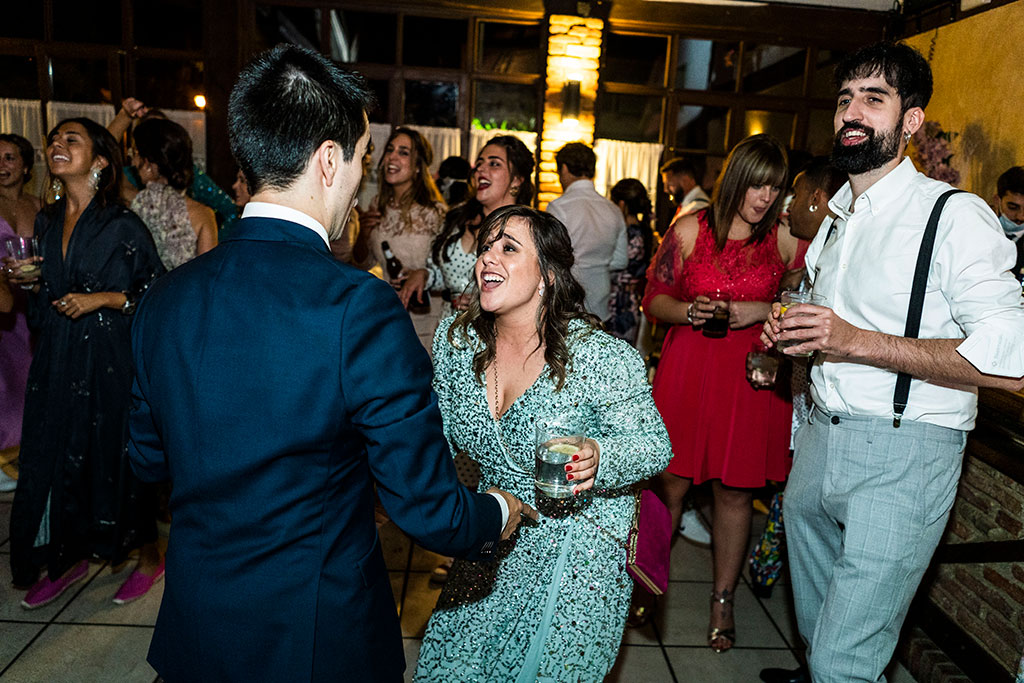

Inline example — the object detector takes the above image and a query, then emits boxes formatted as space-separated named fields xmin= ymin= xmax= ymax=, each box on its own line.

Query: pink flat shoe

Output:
xmin=113 ymin=558 xmax=165 ymax=605
xmin=21 ymin=560 xmax=89 ymax=609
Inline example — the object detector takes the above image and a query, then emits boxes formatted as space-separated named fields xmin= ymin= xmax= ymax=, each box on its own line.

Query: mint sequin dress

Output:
xmin=414 ymin=317 xmax=672 ymax=683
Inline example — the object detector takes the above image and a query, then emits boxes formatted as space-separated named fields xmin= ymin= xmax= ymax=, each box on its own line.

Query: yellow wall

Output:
xmin=905 ymin=1 xmax=1024 ymax=198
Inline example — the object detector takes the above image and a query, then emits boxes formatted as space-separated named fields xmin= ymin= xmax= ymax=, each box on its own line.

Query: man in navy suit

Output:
xmin=128 ymin=44 xmax=534 ymax=682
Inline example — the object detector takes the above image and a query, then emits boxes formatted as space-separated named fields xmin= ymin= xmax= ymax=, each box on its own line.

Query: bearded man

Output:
xmin=760 ymin=42 xmax=1024 ymax=683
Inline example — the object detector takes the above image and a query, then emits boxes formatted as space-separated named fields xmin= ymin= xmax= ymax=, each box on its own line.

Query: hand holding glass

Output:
xmin=535 ymin=415 xmax=585 ymax=500
xmin=778 ymin=291 xmax=826 ymax=357
xmin=3 ymin=236 xmax=41 ymax=289
xmin=701 ymin=290 xmax=732 ymax=338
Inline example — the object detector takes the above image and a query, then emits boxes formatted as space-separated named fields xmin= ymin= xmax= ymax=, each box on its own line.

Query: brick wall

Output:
xmin=922 ymin=455 xmax=1024 ymax=673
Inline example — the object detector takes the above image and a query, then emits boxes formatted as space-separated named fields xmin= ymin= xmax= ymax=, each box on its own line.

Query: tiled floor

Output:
xmin=0 ymin=490 xmax=918 ymax=682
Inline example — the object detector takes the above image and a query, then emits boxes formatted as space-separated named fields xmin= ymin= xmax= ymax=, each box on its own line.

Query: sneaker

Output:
xmin=679 ymin=508 xmax=712 ymax=547
xmin=21 ymin=560 xmax=88 ymax=609
xmin=113 ymin=558 xmax=165 ymax=605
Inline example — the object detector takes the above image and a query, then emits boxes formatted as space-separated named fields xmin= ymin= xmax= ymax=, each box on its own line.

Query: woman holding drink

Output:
xmin=642 ymin=134 xmax=799 ymax=652
xmin=5 ymin=118 xmax=165 ymax=607
xmin=351 ymin=127 xmax=446 ymax=352
xmin=414 ymin=206 xmax=671 ymax=682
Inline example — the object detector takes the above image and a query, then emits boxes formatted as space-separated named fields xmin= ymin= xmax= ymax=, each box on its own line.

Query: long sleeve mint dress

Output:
xmin=414 ymin=317 xmax=672 ymax=683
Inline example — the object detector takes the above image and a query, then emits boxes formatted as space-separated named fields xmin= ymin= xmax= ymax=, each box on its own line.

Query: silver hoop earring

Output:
xmin=88 ymin=167 xmax=102 ymax=192
xmin=808 ymin=204 xmax=818 ymax=213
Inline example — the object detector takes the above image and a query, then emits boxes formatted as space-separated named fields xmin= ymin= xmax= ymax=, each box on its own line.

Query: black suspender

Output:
xmin=892 ymin=189 xmax=965 ymax=427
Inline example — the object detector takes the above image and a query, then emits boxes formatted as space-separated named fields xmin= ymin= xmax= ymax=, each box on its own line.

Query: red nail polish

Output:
xmin=573 ymin=487 xmax=579 ymax=495
xmin=564 ymin=464 xmax=572 ymax=471
xmin=566 ymin=473 xmax=574 ymax=480
xmin=572 ymin=454 xmax=580 ymax=462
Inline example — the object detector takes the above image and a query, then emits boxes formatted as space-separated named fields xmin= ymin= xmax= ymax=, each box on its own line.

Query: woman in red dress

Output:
xmin=643 ymin=134 xmax=799 ymax=653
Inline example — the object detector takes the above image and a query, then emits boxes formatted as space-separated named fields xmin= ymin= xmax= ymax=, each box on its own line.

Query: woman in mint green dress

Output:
xmin=414 ymin=206 xmax=672 ymax=682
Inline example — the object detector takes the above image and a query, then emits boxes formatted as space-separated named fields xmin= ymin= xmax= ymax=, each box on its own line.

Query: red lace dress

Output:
xmin=642 ymin=210 xmax=792 ymax=487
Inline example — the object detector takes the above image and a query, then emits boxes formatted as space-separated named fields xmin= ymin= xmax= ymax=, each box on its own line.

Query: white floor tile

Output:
xmin=665 ymin=646 xmax=799 ymax=682
xmin=605 ymin=645 xmax=673 ymax=682
xmin=751 ymin=581 xmax=801 ymax=650
xmin=655 ymin=582 xmax=788 ymax=649
xmin=0 ymin=621 xmax=45 ymax=669
xmin=1 ymin=624 xmax=156 ymax=683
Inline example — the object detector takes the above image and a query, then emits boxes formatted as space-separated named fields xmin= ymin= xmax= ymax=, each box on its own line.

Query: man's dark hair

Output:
xmin=555 ymin=142 xmax=596 ymax=179
xmin=0 ymin=133 xmax=35 ymax=183
xmin=438 ymin=155 xmax=471 ymax=181
xmin=659 ymin=157 xmax=699 ymax=180
xmin=228 ymin=44 xmax=375 ymax=194
xmin=834 ymin=42 xmax=933 ymax=115
xmin=800 ymin=156 xmax=847 ymax=198
xmin=997 ymin=167 xmax=1024 ymax=198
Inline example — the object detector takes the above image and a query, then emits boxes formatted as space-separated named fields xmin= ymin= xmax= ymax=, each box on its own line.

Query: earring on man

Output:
xmin=808 ymin=204 xmax=818 ymax=213
xmin=903 ymin=131 xmax=912 ymax=143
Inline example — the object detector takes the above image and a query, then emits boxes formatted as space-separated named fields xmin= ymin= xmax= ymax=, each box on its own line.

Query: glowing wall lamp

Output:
xmin=561 ymin=80 xmax=581 ymax=123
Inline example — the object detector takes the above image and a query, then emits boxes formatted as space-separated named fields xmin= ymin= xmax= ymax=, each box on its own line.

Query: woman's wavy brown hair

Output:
xmin=448 ymin=205 xmax=598 ymax=391
xmin=376 ymin=127 xmax=444 ymax=212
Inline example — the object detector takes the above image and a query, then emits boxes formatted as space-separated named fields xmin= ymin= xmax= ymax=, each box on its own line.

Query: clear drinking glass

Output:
xmin=3 ymin=236 xmax=41 ymax=289
xmin=778 ymin=290 xmax=826 ymax=357
xmin=534 ymin=415 xmax=585 ymax=500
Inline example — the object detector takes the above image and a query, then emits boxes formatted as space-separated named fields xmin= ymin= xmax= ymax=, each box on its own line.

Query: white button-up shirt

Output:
xmin=806 ymin=157 xmax=1024 ymax=431
xmin=547 ymin=179 xmax=628 ymax=320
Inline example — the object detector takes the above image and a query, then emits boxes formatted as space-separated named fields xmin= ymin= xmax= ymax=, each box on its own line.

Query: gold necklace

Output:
xmin=492 ymin=360 xmax=502 ymax=421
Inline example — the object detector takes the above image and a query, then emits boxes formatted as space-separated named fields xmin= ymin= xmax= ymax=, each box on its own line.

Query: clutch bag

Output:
xmin=625 ymin=489 xmax=672 ymax=595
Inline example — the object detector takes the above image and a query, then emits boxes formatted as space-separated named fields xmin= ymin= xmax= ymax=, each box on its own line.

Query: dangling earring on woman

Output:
xmin=88 ymin=166 xmax=102 ymax=193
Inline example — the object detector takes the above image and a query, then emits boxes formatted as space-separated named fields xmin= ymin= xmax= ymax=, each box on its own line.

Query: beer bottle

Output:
xmin=381 ymin=241 xmax=403 ymax=281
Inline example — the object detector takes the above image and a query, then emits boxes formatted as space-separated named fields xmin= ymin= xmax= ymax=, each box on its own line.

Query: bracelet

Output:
xmin=686 ymin=303 xmax=694 ymax=324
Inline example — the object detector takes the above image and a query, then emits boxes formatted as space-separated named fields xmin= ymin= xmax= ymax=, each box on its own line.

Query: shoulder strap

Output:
xmin=892 ymin=189 xmax=965 ymax=427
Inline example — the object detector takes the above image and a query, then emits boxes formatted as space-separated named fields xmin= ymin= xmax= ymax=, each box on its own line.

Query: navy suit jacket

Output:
xmin=128 ymin=216 xmax=501 ymax=682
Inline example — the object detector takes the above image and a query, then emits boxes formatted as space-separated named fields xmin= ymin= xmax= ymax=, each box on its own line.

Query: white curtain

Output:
xmin=593 ymin=139 xmax=664 ymax=204
xmin=405 ymin=125 xmax=461 ymax=174
xmin=0 ymin=99 xmax=47 ymax=197
xmin=45 ymin=101 xmax=116 ymax=130
xmin=467 ymin=129 xmax=538 ymax=160
xmin=163 ymin=110 xmax=207 ymax=171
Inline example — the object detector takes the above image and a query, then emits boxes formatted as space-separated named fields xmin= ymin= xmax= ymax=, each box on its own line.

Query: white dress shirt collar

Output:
xmin=242 ymin=202 xmax=331 ymax=248
xmin=829 ymin=157 xmax=917 ymax=220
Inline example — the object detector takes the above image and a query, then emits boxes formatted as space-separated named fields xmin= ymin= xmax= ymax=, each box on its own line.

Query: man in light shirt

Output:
xmin=660 ymin=156 xmax=710 ymax=224
xmin=762 ymin=42 xmax=1024 ymax=683
xmin=546 ymin=142 xmax=627 ymax=320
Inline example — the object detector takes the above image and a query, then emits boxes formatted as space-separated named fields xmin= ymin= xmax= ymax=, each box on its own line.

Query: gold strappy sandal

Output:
xmin=708 ymin=588 xmax=736 ymax=653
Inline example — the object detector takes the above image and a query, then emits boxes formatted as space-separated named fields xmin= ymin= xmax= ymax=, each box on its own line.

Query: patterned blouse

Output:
xmin=130 ymin=182 xmax=197 ymax=270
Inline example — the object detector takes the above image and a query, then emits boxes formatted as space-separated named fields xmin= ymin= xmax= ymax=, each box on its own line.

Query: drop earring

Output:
xmin=903 ymin=131 xmax=912 ymax=143
xmin=50 ymin=177 xmax=64 ymax=201
xmin=510 ymin=185 xmax=519 ymax=198
xmin=538 ymin=283 xmax=545 ymax=296
xmin=88 ymin=167 xmax=102 ymax=192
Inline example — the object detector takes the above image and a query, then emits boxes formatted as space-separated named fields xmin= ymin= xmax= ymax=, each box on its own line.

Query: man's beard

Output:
xmin=830 ymin=122 xmax=902 ymax=175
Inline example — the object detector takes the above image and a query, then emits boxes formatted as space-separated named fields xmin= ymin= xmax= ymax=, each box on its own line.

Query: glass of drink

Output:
xmin=778 ymin=290 xmax=826 ymax=357
xmin=701 ymin=290 xmax=731 ymax=339
xmin=3 ymin=236 xmax=41 ymax=289
xmin=535 ymin=415 xmax=586 ymax=501
xmin=746 ymin=345 xmax=779 ymax=389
